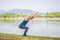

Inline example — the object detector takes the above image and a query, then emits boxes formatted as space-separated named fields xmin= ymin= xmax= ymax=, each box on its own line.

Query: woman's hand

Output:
xmin=26 ymin=12 xmax=39 ymax=20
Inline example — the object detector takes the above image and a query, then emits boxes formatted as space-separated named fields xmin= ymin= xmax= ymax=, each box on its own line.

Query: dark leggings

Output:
xmin=20 ymin=26 xmax=29 ymax=35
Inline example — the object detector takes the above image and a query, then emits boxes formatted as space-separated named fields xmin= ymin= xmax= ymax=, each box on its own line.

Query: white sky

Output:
xmin=0 ymin=0 xmax=60 ymax=13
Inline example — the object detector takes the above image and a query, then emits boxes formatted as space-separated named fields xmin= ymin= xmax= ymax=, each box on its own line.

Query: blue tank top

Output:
xmin=19 ymin=19 xmax=29 ymax=27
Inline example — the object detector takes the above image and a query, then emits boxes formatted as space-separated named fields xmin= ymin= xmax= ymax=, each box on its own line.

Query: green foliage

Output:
xmin=0 ymin=12 xmax=60 ymax=18
xmin=0 ymin=13 xmax=29 ymax=18
xmin=0 ymin=13 xmax=16 ymax=18
xmin=45 ymin=12 xmax=60 ymax=17
xmin=0 ymin=13 xmax=42 ymax=18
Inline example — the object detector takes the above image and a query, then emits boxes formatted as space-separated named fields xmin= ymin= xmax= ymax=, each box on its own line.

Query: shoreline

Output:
xmin=0 ymin=33 xmax=60 ymax=40
xmin=0 ymin=18 xmax=60 ymax=20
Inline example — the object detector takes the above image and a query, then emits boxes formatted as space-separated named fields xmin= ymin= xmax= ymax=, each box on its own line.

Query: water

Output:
xmin=0 ymin=19 xmax=60 ymax=37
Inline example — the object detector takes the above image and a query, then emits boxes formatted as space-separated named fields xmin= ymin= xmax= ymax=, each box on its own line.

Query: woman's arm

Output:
xmin=26 ymin=12 xmax=39 ymax=20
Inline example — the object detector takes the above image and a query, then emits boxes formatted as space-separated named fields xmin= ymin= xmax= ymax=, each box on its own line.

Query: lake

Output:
xmin=0 ymin=19 xmax=60 ymax=37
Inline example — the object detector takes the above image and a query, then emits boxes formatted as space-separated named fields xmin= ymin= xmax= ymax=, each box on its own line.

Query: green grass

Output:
xmin=0 ymin=33 xmax=60 ymax=40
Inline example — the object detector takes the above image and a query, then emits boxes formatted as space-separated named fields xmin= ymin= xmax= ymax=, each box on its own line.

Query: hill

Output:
xmin=0 ymin=9 xmax=36 ymax=14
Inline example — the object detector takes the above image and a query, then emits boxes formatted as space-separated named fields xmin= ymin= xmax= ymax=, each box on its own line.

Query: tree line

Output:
xmin=0 ymin=12 xmax=60 ymax=18
xmin=45 ymin=12 xmax=60 ymax=18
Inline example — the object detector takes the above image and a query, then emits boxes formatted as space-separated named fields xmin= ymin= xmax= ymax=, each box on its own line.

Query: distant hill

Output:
xmin=0 ymin=10 xmax=6 ymax=14
xmin=0 ymin=9 xmax=36 ymax=14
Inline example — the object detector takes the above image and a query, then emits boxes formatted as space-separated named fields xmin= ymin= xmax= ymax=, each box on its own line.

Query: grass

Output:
xmin=0 ymin=33 xmax=60 ymax=40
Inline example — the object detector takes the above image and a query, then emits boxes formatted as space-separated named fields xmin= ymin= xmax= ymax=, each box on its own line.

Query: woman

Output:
xmin=19 ymin=12 xmax=38 ymax=36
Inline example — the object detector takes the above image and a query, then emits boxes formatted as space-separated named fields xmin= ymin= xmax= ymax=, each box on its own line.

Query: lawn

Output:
xmin=0 ymin=33 xmax=60 ymax=40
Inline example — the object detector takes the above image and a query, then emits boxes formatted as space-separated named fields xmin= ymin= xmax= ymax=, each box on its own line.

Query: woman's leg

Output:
xmin=20 ymin=26 xmax=29 ymax=36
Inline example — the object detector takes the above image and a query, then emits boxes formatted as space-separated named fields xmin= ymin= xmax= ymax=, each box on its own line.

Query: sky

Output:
xmin=0 ymin=0 xmax=60 ymax=13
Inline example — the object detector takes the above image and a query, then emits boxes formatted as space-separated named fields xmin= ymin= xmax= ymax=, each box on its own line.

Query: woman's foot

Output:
xmin=23 ymin=34 xmax=28 ymax=36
